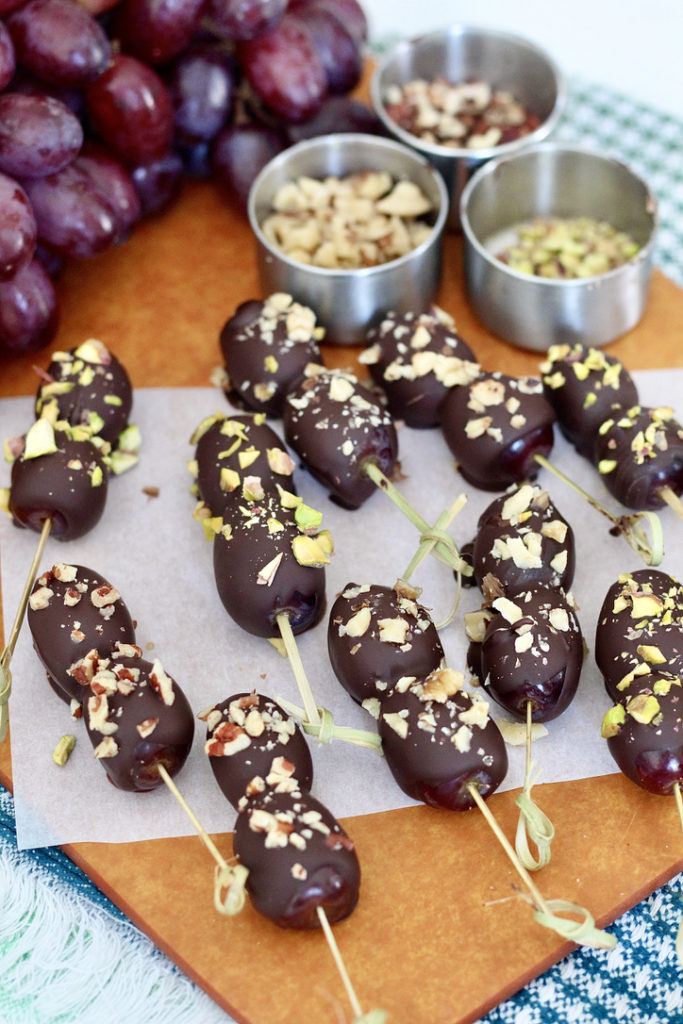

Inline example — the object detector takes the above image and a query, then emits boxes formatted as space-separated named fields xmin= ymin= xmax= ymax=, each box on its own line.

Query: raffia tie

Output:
xmin=277 ymin=697 xmax=382 ymax=753
xmin=515 ymin=777 xmax=555 ymax=871
xmin=353 ymin=1012 xmax=389 ymax=1023
xmin=531 ymin=898 xmax=617 ymax=949
xmin=214 ymin=862 xmax=249 ymax=917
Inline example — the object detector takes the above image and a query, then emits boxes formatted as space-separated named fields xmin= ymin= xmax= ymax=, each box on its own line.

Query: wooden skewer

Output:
xmin=673 ymin=782 xmax=683 ymax=836
xmin=514 ymin=701 xmax=554 ymax=871
xmin=276 ymin=612 xmax=321 ymax=729
xmin=0 ymin=516 xmax=53 ymax=743
xmin=467 ymin=784 xmax=615 ymax=949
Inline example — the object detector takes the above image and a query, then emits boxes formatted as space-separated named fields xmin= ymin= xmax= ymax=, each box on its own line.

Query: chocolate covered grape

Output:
xmin=211 ymin=488 xmax=329 ymax=637
xmin=232 ymin=786 xmax=360 ymax=928
xmin=469 ymin=583 xmax=583 ymax=722
xmin=601 ymin=673 xmax=683 ymax=796
xmin=594 ymin=404 xmax=683 ymax=510
xmin=441 ymin=372 xmax=555 ymax=492
xmin=8 ymin=420 xmax=108 ymax=540
xmin=541 ymin=343 xmax=638 ymax=459
xmin=377 ymin=668 xmax=508 ymax=811
xmin=189 ymin=411 xmax=296 ymax=516
xmin=203 ymin=691 xmax=313 ymax=810
xmin=595 ymin=569 xmax=683 ymax=701
xmin=468 ymin=483 xmax=575 ymax=597
xmin=81 ymin=649 xmax=195 ymax=792
xmin=27 ymin=562 xmax=137 ymax=704
xmin=327 ymin=579 xmax=444 ymax=705
xmin=360 ymin=305 xmax=479 ymax=428
xmin=35 ymin=338 xmax=133 ymax=447
xmin=220 ymin=292 xmax=323 ymax=417
xmin=283 ymin=365 xmax=398 ymax=509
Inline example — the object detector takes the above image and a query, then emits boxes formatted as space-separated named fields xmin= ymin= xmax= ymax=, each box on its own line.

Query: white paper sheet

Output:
xmin=1 ymin=371 xmax=681 ymax=849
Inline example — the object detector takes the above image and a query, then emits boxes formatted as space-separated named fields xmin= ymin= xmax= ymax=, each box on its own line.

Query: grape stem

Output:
xmin=0 ymin=516 xmax=52 ymax=744
xmin=157 ymin=764 xmax=247 ymax=917
xmin=467 ymin=784 xmax=616 ymax=949
xmin=533 ymin=454 xmax=664 ymax=566
xmin=514 ymin=701 xmax=554 ymax=871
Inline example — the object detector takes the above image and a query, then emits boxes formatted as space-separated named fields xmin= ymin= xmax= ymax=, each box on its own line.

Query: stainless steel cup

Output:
xmin=247 ymin=133 xmax=448 ymax=346
xmin=370 ymin=24 xmax=566 ymax=231
xmin=460 ymin=143 xmax=658 ymax=351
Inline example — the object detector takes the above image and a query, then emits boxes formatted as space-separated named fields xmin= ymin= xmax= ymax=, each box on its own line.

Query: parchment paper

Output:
xmin=1 ymin=370 xmax=681 ymax=849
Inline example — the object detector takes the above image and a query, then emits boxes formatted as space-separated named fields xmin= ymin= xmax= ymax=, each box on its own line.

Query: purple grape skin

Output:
xmin=113 ymin=0 xmax=207 ymax=65
xmin=167 ymin=44 xmax=237 ymax=145
xmin=76 ymin=147 xmax=142 ymax=241
xmin=211 ymin=122 xmax=286 ymax=209
xmin=237 ymin=14 xmax=327 ymax=122
xmin=0 ymin=172 xmax=37 ymax=280
xmin=291 ymin=3 xmax=361 ymax=94
xmin=0 ymin=22 xmax=16 ymax=91
xmin=0 ymin=256 xmax=58 ymax=355
xmin=0 ymin=93 xmax=83 ymax=179
xmin=284 ymin=95 xmax=386 ymax=144
xmin=85 ymin=54 xmax=175 ymax=167
xmin=290 ymin=0 xmax=366 ymax=45
xmin=207 ymin=0 xmax=287 ymax=40
xmin=22 ymin=159 xmax=119 ymax=259
xmin=130 ymin=151 xmax=184 ymax=215
xmin=7 ymin=0 xmax=111 ymax=87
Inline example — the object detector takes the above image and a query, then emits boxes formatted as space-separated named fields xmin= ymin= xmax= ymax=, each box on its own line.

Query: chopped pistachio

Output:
xmin=52 ymin=734 xmax=77 ymax=766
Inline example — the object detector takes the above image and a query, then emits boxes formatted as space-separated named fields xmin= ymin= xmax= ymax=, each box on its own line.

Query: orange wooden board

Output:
xmin=1 ymin=175 xmax=683 ymax=1024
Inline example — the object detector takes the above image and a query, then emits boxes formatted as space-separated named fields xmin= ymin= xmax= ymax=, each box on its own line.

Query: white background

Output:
xmin=363 ymin=0 xmax=683 ymax=120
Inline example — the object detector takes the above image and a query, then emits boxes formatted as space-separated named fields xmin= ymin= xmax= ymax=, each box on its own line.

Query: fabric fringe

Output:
xmin=0 ymin=839 xmax=233 ymax=1024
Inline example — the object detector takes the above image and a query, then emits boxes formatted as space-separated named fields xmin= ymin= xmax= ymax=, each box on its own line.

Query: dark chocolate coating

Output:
xmin=469 ymin=483 xmax=575 ymax=596
xmin=28 ymin=563 xmax=137 ymax=704
xmin=283 ymin=368 xmax=398 ymax=509
xmin=35 ymin=341 xmax=133 ymax=446
xmin=541 ymin=343 xmax=638 ymax=459
xmin=233 ymin=788 xmax=360 ymax=929
xmin=605 ymin=675 xmax=683 ymax=795
xmin=593 ymin=405 xmax=683 ymax=510
xmin=212 ymin=491 xmax=327 ymax=638
xmin=595 ymin=570 xmax=683 ymax=701
xmin=82 ymin=653 xmax=195 ymax=792
xmin=220 ymin=294 xmax=323 ymax=417
xmin=204 ymin=692 xmax=313 ymax=810
xmin=192 ymin=413 xmax=297 ymax=516
xmin=327 ymin=581 xmax=444 ymax=705
xmin=472 ymin=583 xmax=583 ymax=721
xmin=10 ymin=432 xmax=108 ymax=541
xmin=441 ymin=372 xmax=555 ymax=492
xmin=361 ymin=306 xmax=479 ymax=428
xmin=378 ymin=671 xmax=508 ymax=811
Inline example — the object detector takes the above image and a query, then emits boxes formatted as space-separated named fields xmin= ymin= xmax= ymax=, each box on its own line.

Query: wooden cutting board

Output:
xmin=1 ymin=172 xmax=682 ymax=1024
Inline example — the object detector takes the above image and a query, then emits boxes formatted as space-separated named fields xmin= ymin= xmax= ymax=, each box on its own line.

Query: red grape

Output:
xmin=312 ymin=0 xmax=367 ymax=45
xmin=291 ymin=2 xmax=361 ymax=94
xmin=237 ymin=13 xmax=327 ymax=122
xmin=0 ymin=171 xmax=37 ymax=279
xmin=130 ymin=151 xmax=184 ymax=215
xmin=85 ymin=54 xmax=175 ymax=166
xmin=7 ymin=0 xmax=112 ymax=87
xmin=0 ymin=93 xmax=83 ymax=178
xmin=113 ymin=0 xmax=207 ymax=65
xmin=284 ymin=94 xmax=385 ymax=144
xmin=0 ymin=22 xmax=16 ymax=91
xmin=207 ymin=0 xmax=287 ymax=40
xmin=166 ymin=43 xmax=237 ymax=144
xmin=0 ymin=256 xmax=58 ymax=355
xmin=77 ymin=145 xmax=142 ymax=240
xmin=211 ymin=121 xmax=286 ymax=208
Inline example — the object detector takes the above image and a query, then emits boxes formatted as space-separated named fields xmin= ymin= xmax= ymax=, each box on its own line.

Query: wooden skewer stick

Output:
xmin=467 ymin=784 xmax=615 ymax=949
xmin=316 ymin=906 xmax=387 ymax=1024
xmin=673 ymin=781 xmax=683 ymax=837
xmin=660 ymin=486 xmax=683 ymax=521
xmin=276 ymin=612 xmax=321 ymax=730
xmin=533 ymin=454 xmax=664 ymax=566
xmin=157 ymin=764 xmax=247 ymax=916
xmin=0 ymin=516 xmax=53 ymax=743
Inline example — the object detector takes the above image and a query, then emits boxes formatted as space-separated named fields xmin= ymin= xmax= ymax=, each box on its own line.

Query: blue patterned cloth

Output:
xmin=1 ymin=76 xmax=682 ymax=1024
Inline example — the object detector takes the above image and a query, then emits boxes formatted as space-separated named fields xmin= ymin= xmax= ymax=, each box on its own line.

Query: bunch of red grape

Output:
xmin=0 ymin=0 xmax=380 ymax=357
